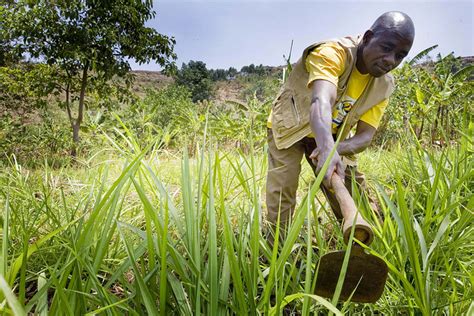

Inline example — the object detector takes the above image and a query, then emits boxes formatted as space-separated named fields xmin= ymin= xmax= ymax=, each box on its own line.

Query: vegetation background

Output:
xmin=1 ymin=1 xmax=473 ymax=315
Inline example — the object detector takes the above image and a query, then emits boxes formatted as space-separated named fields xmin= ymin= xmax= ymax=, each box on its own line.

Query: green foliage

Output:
xmin=209 ymin=65 xmax=269 ymax=82
xmin=239 ymin=74 xmax=280 ymax=102
xmin=0 ymin=63 xmax=58 ymax=110
xmin=227 ymin=66 xmax=238 ymax=78
xmin=118 ymin=92 xmax=272 ymax=153
xmin=209 ymin=97 xmax=271 ymax=148
xmin=209 ymin=66 xmax=239 ymax=81
xmin=240 ymin=63 xmax=269 ymax=76
xmin=0 ymin=3 xmax=19 ymax=67
xmin=375 ymin=49 xmax=473 ymax=146
xmin=175 ymin=60 xmax=214 ymax=102
xmin=0 ymin=110 xmax=73 ymax=168
xmin=370 ymin=138 xmax=474 ymax=314
xmin=209 ymin=68 xmax=228 ymax=81
xmin=2 ymin=0 xmax=176 ymax=152
xmin=4 ymin=0 xmax=176 ymax=78
xmin=140 ymin=85 xmax=194 ymax=129
xmin=121 ymin=84 xmax=199 ymax=148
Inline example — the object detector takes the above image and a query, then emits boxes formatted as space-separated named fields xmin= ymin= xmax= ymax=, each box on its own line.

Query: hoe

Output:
xmin=315 ymin=174 xmax=388 ymax=303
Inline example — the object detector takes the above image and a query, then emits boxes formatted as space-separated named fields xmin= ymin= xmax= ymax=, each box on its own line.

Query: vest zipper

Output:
xmin=291 ymin=96 xmax=301 ymax=124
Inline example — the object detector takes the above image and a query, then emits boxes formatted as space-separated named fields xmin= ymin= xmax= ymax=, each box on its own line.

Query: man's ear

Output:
xmin=361 ymin=30 xmax=374 ymax=46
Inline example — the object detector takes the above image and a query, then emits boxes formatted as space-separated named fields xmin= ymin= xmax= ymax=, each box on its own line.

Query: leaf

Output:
xmin=413 ymin=217 xmax=428 ymax=270
xmin=415 ymin=88 xmax=425 ymax=105
xmin=36 ymin=272 xmax=48 ymax=316
xmin=453 ymin=64 xmax=474 ymax=80
xmin=425 ymin=213 xmax=452 ymax=269
xmin=225 ymin=99 xmax=249 ymax=111
xmin=409 ymin=45 xmax=438 ymax=65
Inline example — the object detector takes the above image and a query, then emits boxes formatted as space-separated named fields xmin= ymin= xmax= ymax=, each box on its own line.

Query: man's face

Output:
xmin=360 ymin=30 xmax=413 ymax=77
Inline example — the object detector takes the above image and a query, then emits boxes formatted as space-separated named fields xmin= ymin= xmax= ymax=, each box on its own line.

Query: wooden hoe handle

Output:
xmin=330 ymin=174 xmax=374 ymax=246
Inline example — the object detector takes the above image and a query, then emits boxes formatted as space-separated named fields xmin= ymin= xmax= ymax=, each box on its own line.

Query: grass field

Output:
xmin=1 ymin=129 xmax=472 ymax=315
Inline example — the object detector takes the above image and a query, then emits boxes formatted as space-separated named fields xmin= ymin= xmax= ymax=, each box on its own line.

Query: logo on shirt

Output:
xmin=332 ymin=96 xmax=355 ymax=130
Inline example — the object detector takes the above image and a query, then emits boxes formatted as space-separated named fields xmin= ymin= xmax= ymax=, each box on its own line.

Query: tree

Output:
xmin=175 ymin=60 xmax=213 ymax=102
xmin=2 ymin=0 xmax=176 ymax=155
xmin=227 ymin=67 xmax=238 ymax=79
xmin=0 ymin=2 xmax=18 ymax=66
xmin=240 ymin=63 xmax=267 ymax=76
xmin=209 ymin=68 xmax=227 ymax=81
xmin=240 ymin=64 xmax=255 ymax=75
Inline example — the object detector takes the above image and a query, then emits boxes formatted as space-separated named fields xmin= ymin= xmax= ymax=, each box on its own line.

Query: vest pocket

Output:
xmin=290 ymin=96 xmax=301 ymax=124
xmin=272 ymin=88 xmax=298 ymax=129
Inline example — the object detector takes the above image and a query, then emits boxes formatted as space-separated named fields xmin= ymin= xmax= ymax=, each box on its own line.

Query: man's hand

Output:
xmin=309 ymin=146 xmax=345 ymax=188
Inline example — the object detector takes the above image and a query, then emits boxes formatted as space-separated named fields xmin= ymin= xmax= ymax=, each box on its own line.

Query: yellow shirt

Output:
xmin=268 ymin=42 xmax=388 ymax=136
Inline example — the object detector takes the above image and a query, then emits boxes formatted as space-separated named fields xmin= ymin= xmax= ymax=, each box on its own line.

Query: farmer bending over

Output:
xmin=265 ymin=11 xmax=415 ymax=240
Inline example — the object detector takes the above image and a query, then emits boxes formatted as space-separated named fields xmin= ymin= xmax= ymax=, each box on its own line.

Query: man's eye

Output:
xmin=381 ymin=46 xmax=391 ymax=52
xmin=396 ymin=53 xmax=407 ymax=60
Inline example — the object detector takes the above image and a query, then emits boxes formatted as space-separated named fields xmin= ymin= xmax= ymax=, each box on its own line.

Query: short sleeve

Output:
xmin=305 ymin=42 xmax=346 ymax=88
xmin=359 ymin=98 xmax=389 ymax=129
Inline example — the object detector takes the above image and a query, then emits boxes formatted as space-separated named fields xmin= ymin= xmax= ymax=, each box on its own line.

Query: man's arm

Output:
xmin=308 ymin=80 xmax=345 ymax=187
xmin=337 ymin=120 xmax=377 ymax=156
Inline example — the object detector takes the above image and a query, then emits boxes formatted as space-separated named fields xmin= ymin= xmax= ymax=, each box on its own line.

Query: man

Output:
xmin=266 ymin=11 xmax=415 ymax=238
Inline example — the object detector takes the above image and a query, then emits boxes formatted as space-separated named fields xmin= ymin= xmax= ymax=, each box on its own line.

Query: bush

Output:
xmin=122 ymin=84 xmax=198 ymax=148
xmin=239 ymin=75 xmax=280 ymax=102
xmin=0 ymin=109 xmax=72 ymax=167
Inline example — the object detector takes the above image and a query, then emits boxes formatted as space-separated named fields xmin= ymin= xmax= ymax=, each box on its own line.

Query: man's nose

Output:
xmin=383 ymin=53 xmax=396 ymax=67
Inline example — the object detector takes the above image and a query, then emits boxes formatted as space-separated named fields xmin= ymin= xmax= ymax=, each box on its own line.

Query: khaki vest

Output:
xmin=270 ymin=35 xmax=395 ymax=150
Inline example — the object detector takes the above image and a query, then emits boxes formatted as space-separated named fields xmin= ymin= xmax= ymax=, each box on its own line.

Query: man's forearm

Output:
xmin=337 ymin=133 xmax=372 ymax=156
xmin=310 ymin=96 xmax=334 ymax=150
xmin=308 ymin=80 xmax=345 ymax=183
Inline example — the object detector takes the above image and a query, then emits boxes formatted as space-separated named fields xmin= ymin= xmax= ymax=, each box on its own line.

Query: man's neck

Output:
xmin=355 ymin=45 xmax=368 ymax=74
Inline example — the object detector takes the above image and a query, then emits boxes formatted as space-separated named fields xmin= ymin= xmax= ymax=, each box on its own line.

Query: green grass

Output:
xmin=0 ymin=129 xmax=472 ymax=314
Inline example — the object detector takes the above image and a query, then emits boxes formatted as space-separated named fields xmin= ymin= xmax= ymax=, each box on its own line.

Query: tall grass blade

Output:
xmin=269 ymin=293 xmax=342 ymax=316
xmin=159 ymin=197 xmax=169 ymax=316
xmin=0 ymin=274 xmax=26 ymax=316
xmin=117 ymin=223 xmax=158 ymax=315
xmin=36 ymin=272 xmax=48 ymax=316
xmin=216 ymin=155 xmax=248 ymax=314
xmin=1 ymin=194 xmax=9 ymax=278
xmin=207 ymin=152 xmax=218 ymax=315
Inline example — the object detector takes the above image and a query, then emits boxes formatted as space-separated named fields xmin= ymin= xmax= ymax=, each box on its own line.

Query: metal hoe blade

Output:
xmin=315 ymin=246 xmax=388 ymax=303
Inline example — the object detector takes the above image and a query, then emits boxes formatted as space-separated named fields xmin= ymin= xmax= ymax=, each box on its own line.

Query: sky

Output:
xmin=129 ymin=0 xmax=473 ymax=71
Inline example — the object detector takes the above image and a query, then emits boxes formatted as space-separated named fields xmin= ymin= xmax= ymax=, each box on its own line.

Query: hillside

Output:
xmin=130 ymin=65 xmax=284 ymax=103
xmin=129 ymin=70 xmax=175 ymax=97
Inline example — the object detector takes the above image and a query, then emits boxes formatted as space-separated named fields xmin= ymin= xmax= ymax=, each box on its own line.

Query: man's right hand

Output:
xmin=309 ymin=145 xmax=345 ymax=188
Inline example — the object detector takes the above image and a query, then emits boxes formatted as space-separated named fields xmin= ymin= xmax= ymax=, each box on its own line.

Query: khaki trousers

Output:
xmin=265 ymin=128 xmax=369 ymax=228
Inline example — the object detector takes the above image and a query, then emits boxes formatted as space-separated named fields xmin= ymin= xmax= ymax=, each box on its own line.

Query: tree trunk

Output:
xmin=65 ymin=82 xmax=73 ymax=128
xmin=71 ymin=123 xmax=80 ymax=156
xmin=70 ymin=63 xmax=89 ymax=157
xmin=417 ymin=111 xmax=425 ymax=140
xmin=444 ymin=105 xmax=449 ymax=145
xmin=432 ymin=105 xmax=442 ymax=145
